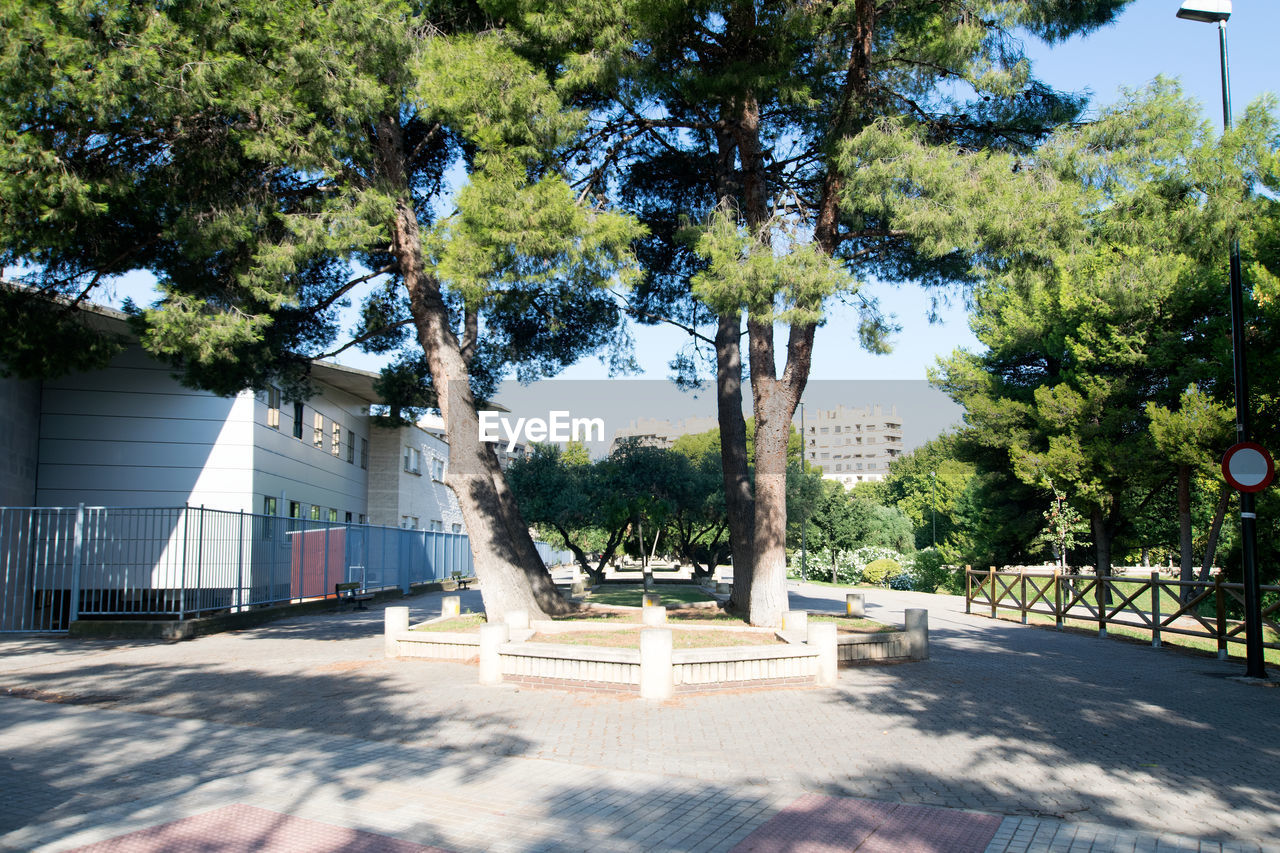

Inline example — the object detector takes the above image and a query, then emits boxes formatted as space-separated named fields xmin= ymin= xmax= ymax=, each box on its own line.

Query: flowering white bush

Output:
xmin=789 ymin=546 xmax=916 ymax=586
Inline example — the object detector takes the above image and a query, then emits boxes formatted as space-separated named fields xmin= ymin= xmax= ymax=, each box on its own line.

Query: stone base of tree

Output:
xmin=384 ymin=607 xmax=926 ymax=697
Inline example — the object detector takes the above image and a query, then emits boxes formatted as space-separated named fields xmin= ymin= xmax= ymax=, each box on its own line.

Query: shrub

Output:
xmin=888 ymin=572 xmax=915 ymax=590
xmin=911 ymin=548 xmax=951 ymax=593
xmin=862 ymin=558 xmax=900 ymax=586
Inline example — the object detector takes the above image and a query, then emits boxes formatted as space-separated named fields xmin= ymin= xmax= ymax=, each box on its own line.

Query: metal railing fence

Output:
xmin=965 ymin=567 xmax=1280 ymax=658
xmin=0 ymin=505 xmax=478 ymax=632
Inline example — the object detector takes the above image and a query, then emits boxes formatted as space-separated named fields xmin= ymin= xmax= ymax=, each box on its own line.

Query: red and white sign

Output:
xmin=1221 ymin=442 xmax=1275 ymax=493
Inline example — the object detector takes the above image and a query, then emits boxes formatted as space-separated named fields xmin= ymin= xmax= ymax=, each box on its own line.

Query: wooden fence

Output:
xmin=964 ymin=567 xmax=1280 ymax=657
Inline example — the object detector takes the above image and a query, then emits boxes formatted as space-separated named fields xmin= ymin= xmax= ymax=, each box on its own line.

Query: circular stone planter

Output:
xmin=384 ymin=606 xmax=927 ymax=698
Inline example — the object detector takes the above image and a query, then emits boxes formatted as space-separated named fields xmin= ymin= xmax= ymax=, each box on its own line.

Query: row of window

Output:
xmin=399 ymin=516 xmax=463 ymax=533
xmin=403 ymin=445 xmax=446 ymax=480
xmin=807 ymin=423 xmax=897 ymax=435
xmin=266 ymin=387 xmax=369 ymax=469
xmin=262 ymin=496 xmax=366 ymax=524
xmin=818 ymin=462 xmax=877 ymax=472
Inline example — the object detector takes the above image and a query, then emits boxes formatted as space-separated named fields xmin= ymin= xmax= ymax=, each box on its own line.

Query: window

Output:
xmin=263 ymin=496 xmax=278 ymax=516
xmin=404 ymin=445 xmax=421 ymax=474
xmin=293 ymin=402 xmax=304 ymax=439
xmin=359 ymin=514 xmax=366 ymax=524
xmin=289 ymin=501 xmax=302 ymax=518
xmin=331 ymin=421 xmax=342 ymax=456
xmin=328 ymin=508 xmax=338 ymax=522
xmin=451 ymin=523 xmax=462 ymax=533
xmin=401 ymin=516 xmax=418 ymax=529
xmin=360 ymin=438 xmax=368 ymax=469
xmin=431 ymin=458 xmax=444 ymax=481
xmin=345 ymin=511 xmax=353 ymax=524
xmin=347 ymin=430 xmax=355 ymax=464
xmin=266 ymin=387 xmax=281 ymax=429
xmin=309 ymin=505 xmax=321 ymax=520
xmin=313 ymin=412 xmax=324 ymax=448
xmin=867 ymin=462 xmax=876 ymax=470
xmin=819 ymin=427 xmax=829 ymax=434
xmin=429 ymin=520 xmax=443 ymax=532
xmin=834 ymin=426 xmax=841 ymax=434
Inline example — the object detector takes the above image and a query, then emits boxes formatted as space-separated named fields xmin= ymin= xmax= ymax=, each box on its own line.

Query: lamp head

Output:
xmin=1176 ymin=0 xmax=1231 ymax=23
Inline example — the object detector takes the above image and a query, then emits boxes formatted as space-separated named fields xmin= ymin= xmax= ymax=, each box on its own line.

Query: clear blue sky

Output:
xmin=45 ymin=0 xmax=1280 ymax=386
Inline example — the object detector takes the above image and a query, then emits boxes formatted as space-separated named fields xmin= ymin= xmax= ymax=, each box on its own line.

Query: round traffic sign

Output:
xmin=1221 ymin=442 xmax=1275 ymax=493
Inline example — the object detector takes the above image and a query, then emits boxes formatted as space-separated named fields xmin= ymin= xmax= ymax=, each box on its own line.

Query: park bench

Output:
xmin=335 ymin=581 xmax=373 ymax=611
xmin=451 ymin=572 xmax=472 ymax=591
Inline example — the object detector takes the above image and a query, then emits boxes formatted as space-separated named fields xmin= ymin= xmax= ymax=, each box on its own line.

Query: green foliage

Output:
xmin=931 ymin=81 xmax=1280 ymax=574
xmin=878 ymin=434 xmax=974 ymax=550
xmin=0 ymin=0 xmax=641 ymax=397
xmin=910 ymin=548 xmax=953 ymax=594
xmin=862 ymin=558 xmax=901 ymax=586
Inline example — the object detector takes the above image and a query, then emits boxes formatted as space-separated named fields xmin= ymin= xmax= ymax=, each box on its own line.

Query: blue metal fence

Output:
xmin=0 ymin=505 xmax=488 ymax=631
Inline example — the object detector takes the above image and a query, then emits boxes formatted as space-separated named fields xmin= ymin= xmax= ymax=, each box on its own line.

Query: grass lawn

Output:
xmin=807 ymin=614 xmax=898 ymax=634
xmin=412 ymin=613 xmax=486 ymax=632
xmin=529 ymin=628 xmax=784 ymax=650
xmin=992 ymin=609 xmax=1280 ymax=665
xmin=585 ymin=584 xmax=715 ymax=607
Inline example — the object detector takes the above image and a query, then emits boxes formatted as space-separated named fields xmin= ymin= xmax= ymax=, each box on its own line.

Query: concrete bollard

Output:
xmin=642 ymin=605 xmax=668 ymax=626
xmin=846 ymin=593 xmax=865 ymax=618
xmin=505 ymin=609 xmax=529 ymax=630
xmin=384 ymin=606 xmax=409 ymax=658
xmin=808 ymin=621 xmax=838 ymax=686
xmin=639 ymin=628 xmax=674 ymax=700
xmin=441 ymin=595 xmax=461 ymax=618
xmin=905 ymin=608 xmax=929 ymax=661
xmin=478 ymin=622 xmax=509 ymax=685
xmin=642 ymin=593 xmax=661 ymax=608
xmin=782 ymin=610 xmax=808 ymax=633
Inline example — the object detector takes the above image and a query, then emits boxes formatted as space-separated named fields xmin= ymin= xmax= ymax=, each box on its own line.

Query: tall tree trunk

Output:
xmin=1190 ymin=483 xmax=1231 ymax=602
xmin=1176 ymin=464 xmax=1194 ymax=586
xmin=1090 ymin=504 xmax=1114 ymax=606
xmin=378 ymin=116 xmax=569 ymax=622
xmin=718 ymin=312 xmax=756 ymax=613
xmin=745 ymin=319 xmax=814 ymax=626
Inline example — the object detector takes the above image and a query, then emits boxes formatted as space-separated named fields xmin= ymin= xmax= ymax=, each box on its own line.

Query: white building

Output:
xmin=607 ymin=415 xmax=719 ymax=454
xmin=800 ymin=404 xmax=904 ymax=487
xmin=368 ymin=420 xmax=464 ymax=533
xmin=0 ymin=302 xmax=463 ymax=530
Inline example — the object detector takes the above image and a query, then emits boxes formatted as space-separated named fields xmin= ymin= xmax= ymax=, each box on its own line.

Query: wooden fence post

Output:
xmin=988 ymin=567 xmax=996 ymax=619
xmin=1150 ymin=570 xmax=1161 ymax=648
xmin=1020 ymin=568 xmax=1028 ymax=624
xmin=1053 ymin=568 xmax=1063 ymax=629
xmin=1215 ymin=574 xmax=1227 ymax=660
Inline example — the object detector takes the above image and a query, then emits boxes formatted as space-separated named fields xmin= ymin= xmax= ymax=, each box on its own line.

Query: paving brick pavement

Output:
xmin=0 ymin=584 xmax=1276 ymax=853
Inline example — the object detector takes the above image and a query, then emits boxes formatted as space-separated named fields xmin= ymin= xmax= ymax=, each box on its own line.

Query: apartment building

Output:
xmin=800 ymin=404 xmax=904 ymax=487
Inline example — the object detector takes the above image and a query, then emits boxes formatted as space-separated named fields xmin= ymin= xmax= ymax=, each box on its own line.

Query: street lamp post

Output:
xmin=930 ymin=470 xmax=937 ymax=548
xmin=1176 ymin=0 xmax=1267 ymax=678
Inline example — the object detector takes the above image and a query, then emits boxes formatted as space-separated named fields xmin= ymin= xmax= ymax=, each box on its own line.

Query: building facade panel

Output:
xmin=0 ymin=375 xmax=41 ymax=506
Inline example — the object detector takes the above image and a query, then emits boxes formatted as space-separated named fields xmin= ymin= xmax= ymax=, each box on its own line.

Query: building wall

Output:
xmin=35 ymin=345 xmax=254 ymax=508
xmin=367 ymin=422 xmax=464 ymax=532
xmin=251 ymin=385 xmax=371 ymax=522
xmin=0 ymin=375 xmax=41 ymax=506
xmin=802 ymin=404 xmax=904 ymax=488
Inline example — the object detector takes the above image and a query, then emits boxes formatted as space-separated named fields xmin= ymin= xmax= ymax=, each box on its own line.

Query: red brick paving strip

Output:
xmin=729 ymin=793 xmax=1002 ymax=853
xmin=65 ymin=803 xmax=451 ymax=853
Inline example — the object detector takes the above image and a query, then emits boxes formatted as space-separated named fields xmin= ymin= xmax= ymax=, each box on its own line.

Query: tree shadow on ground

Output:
xmin=806 ymin=609 xmax=1280 ymax=841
